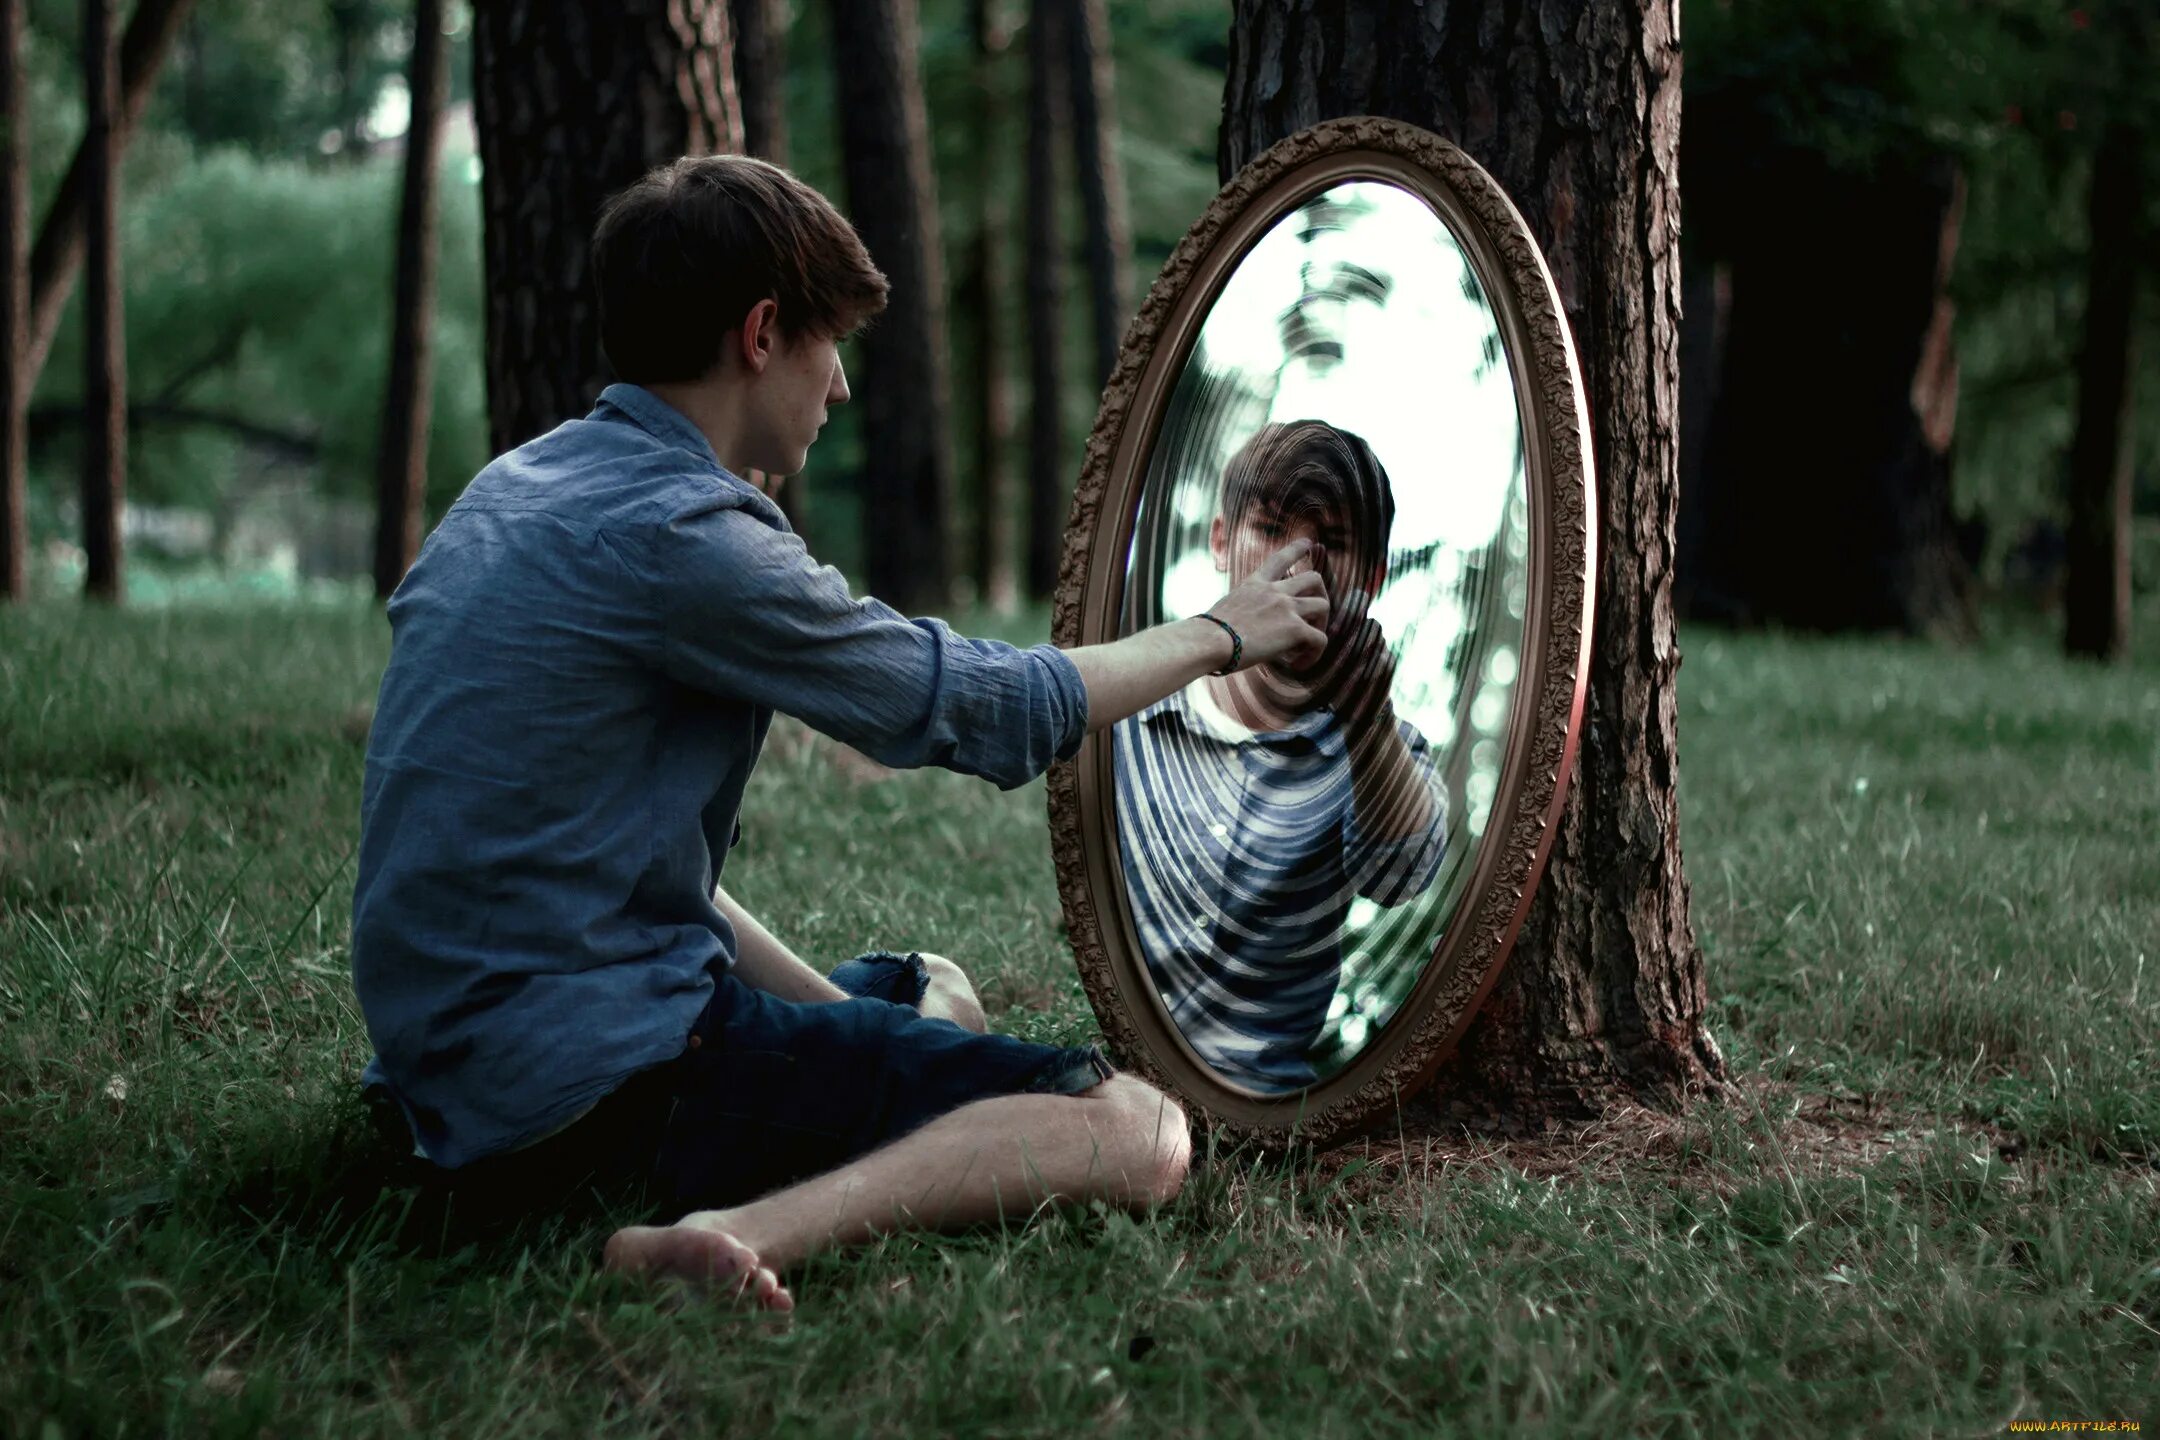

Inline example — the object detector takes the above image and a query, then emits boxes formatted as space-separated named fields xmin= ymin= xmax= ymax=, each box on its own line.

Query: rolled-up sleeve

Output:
xmin=637 ymin=502 xmax=1088 ymax=789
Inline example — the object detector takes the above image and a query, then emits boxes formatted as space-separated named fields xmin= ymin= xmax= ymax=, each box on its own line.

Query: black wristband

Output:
xmin=1196 ymin=613 xmax=1242 ymax=675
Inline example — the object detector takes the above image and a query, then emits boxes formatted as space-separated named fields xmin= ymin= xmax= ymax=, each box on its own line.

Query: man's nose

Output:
xmin=829 ymin=363 xmax=851 ymax=405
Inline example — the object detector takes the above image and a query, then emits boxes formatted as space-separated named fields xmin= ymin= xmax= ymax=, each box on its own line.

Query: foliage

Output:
xmin=1687 ymin=0 xmax=2160 ymax=580
xmin=31 ymin=141 xmax=490 ymax=523
xmin=1 ymin=600 xmax=2155 ymax=1432
xmin=14 ymin=0 xmax=2153 ymax=596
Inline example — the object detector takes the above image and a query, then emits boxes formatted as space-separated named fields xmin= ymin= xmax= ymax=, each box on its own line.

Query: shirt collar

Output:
xmin=593 ymin=382 xmax=789 ymax=528
xmin=1136 ymin=679 xmax=1343 ymax=754
xmin=593 ymin=383 xmax=723 ymax=466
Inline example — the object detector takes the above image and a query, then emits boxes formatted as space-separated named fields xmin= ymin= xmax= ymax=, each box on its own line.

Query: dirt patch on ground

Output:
xmin=1274 ymin=1070 xmax=2041 ymax=1215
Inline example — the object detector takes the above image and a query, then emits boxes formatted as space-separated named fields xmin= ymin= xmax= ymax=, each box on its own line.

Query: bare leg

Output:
xmin=916 ymin=951 xmax=987 ymax=1033
xmin=605 ymin=1074 xmax=1190 ymax=1298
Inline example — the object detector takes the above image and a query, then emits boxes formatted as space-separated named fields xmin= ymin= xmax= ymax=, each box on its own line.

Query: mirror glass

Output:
xmin=1110 ymin=178 xmax=1531 ymax=1096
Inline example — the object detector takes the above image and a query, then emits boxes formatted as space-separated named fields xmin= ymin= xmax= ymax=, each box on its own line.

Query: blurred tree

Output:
xmin=471 ymin=0 xmax=742 ymax=454
xmin=962 ymin=0 xmax=1015 ymax=610
xmin=1022 ymin=0 xmax=1065 ymax=601
xmin=731 ymin=0 xmax=805 ymax=538
xmin=731 ymin=0 xmax=788 ymax=166
xmin=1223 ymin=0 xmax=1727 ymax=1120
xmin=164 ymin=0 xmax=417 ymax=160
xmin=2064 ymin=118 xmax=2142 ymax=660
xmin=26 ymin=0 xmax=196 ymax=390
xmin=1682 ymin=1 xmax=1977 ymax=638
xmin=372 ymin=0 xmax=447 ymax=600
xmin=1 ymin=0 xmax=25 ymax=599
xmin=2063 ymin=4 xmax=2152 ymax=661
xmin=1062 ymin=0 xmax=1128 ymax=387
xmin=81 ymin=0 xmax=124 ymax=601
xmin=831 ymin=0 xmax=953 ymax=612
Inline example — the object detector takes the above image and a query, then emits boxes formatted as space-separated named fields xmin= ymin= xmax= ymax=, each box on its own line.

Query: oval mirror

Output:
xmin=1049 ymin=118 xmax=1596 ymax=1151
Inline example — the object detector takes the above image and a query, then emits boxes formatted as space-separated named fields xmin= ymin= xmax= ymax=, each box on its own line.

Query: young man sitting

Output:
xmin=351 ymin=154 xmax=1331 ymax=1312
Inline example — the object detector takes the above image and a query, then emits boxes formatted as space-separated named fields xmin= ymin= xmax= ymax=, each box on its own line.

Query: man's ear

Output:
xmin=1209 ymin=512 xmax=1228 ymax=572
xmin=737 ymin=298 xmax=782 ymax=374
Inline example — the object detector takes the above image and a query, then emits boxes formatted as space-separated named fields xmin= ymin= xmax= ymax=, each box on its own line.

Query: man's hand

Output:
xmin=1065 ymin=538 xmax=1330 ymax=732
xmin=1204 ymin=539 xmax=1331 ymax=673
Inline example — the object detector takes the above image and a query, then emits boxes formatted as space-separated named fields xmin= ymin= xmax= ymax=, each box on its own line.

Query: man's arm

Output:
xmin=1346 ymin=723 xmax=1440 ymax=844
xmin=1064 ymin=538 xmax=1332 ymax=731
xmin=715 ymin=887 xmax=850 ymax=1004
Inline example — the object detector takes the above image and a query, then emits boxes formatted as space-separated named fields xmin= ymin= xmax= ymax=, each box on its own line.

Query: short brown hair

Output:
xmin=1220 ymin=420 xmax=1396 ymax=562
xmin=592 ymin=155 xmax=890 ymax=384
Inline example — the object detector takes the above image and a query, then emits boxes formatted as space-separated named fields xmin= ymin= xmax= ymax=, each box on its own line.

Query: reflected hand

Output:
xmin=1250 ymin=613 xmax=1396 ymax=738
xmin=1207 ymin=538 xmax=1330 ymax=673
xmin=1321 ymin=617 xmax=1398 ymax=740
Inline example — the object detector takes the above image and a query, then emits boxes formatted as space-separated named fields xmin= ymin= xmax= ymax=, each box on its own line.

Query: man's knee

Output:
xmin=916 ymin=953 xmax=987 ymax=1032
xmin=1092 ymin=1073 xmax=1191 ymax=1204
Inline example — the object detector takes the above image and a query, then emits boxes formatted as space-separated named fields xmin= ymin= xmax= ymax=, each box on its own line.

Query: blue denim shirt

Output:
xmin=353 ymin=384 xmax=1088 ymax=1168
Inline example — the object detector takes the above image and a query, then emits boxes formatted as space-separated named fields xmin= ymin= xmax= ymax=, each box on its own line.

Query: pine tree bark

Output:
xmin=24 ymin=0 xmax=196 ymax=388
xmin=1023 ymin=0 xmax=1067 ymax=601
xmin=966 ymin=0 xmax=1016 ymax=612
xmin=2063 ymin=119 xmax=2141 ymax=663
xmin=81 ymin=0 xmax=125 ymax=603
xmin=372 ymin=0 xmax=448 ymax=601
xmin=0 ymin=0 xmax=27 ymax=600
xmin=831 ymin=0 xmax=953 ymax=612
xmin=730 ymin=0 xmax=789 ymax=168
xmin=729 ymin=0 xmax=806 ymax=540
xmin=1062 ymin=0 xmax=1129 ymax=388
xmin=1223 ymin=0 xmax=1725 ymax=1121
xmin=471 ymin=0 xmax=742 ymax=455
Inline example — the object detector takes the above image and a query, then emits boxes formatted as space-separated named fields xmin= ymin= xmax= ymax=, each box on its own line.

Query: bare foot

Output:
xmin=603 ymin=1220 xmax=795 ymax=1312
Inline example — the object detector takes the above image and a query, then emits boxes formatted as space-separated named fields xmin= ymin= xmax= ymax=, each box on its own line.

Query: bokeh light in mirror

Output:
xmin=1113 ymin=179 xmax=1530 ymax=1094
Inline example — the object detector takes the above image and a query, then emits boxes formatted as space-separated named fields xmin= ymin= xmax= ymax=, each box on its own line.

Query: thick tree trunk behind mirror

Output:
xmin=1222 ymin=0 xmax=1726 ymax=1124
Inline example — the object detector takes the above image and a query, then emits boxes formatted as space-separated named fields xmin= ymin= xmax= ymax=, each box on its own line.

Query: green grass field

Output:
xmin=2 ymin=597 xmax=2156 ymax=1436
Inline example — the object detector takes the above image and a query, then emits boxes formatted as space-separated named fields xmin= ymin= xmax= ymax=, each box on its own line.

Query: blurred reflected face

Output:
xmin=1212 ymin=496 xmax=1383 ymax=674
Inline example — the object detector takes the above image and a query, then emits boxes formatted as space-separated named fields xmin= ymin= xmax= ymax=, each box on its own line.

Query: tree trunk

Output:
xmin=373 ymin=0 xmax=448 ymax=602
xmin=471 ymin=0 xmax=742 ymax=455
xmin=1685 ymin=148 xmax=1976 ymax=638
xmin=2063 ymin=120 xmax=2141 ymax=663
xmin=1223 ymin=0 xmax=1725 ymax=1123
xmin=831 ymin=0 xmax=953 ymax=613
xmin=966 ymin=0 xmax=1016 ymax=612
xmin=81 ymin=0 xmax=125 ymax=603
xmin=0 ymin=0 xmax=27 ymax=600
xmin=25 ymin=0 xmax=196 ymax=388
xmin=330 ymin=0 xmax=369 ymax=160
xmin=1023 ymin=0 xmax=1066 ymax=602
xmin=1672 ymin=251 xmax=1727 ymax=620
xmin=730 ymin=0 xmax=789 ymax=168
xmin=729 ymin=0 xmax=806 ymax=540
xmin=1062 ymin=0 xmax=1129 ymax=388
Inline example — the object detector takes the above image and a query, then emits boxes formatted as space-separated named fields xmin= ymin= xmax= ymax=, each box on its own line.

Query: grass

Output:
xmin=2 ymin=594 xmax=2156 ymax=1436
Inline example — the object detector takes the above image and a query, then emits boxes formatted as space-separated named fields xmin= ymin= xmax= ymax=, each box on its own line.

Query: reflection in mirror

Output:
xmin=1111 ymin=179 xmax=1530 ymax=1096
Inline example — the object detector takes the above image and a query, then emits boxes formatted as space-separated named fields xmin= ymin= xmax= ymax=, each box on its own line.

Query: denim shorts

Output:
xmin=424 ymin=951 xmax=1116 ymax=1220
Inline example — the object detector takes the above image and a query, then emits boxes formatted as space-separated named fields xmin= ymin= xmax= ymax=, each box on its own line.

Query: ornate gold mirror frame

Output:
xmin=1048 ymin=117 xmax=1596 ymax=1152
